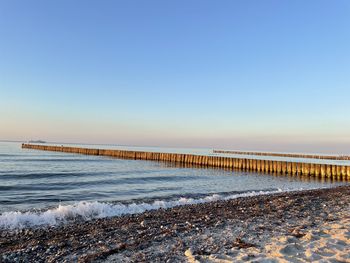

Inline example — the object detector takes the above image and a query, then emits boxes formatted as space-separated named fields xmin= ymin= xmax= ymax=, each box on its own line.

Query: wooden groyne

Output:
xmin=213 ymin=150 xmax=350 ymax=161
xmin=22 ymin=144 xmax=350 ymax=181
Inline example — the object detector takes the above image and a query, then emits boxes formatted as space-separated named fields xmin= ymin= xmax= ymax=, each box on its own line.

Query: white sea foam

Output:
xmin=0 ymin=189 xmax=285 ymax=229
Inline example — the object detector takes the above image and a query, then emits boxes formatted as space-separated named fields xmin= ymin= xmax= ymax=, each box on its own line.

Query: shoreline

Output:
xmin=1 ymin=185 xmax=349 ymax=262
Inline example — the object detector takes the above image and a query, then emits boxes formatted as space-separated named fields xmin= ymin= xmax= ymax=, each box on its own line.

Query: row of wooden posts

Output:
xmin=22 ymin=144 xmax=350 ymax=180
xmin=213 ymin=150 xmax=350 ymax=160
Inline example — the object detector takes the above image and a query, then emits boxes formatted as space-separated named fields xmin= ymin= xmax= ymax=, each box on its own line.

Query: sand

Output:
xmin=186 ymin=210 xmax=350 ymax=262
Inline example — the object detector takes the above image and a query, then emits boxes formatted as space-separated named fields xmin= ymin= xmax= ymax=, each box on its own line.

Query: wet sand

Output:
xmin=1 ymin=186 xmax=349 ymax=262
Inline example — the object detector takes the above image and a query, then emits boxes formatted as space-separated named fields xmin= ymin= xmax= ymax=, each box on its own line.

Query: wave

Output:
xmin=0 ymin=189 xmax=284 ymax=229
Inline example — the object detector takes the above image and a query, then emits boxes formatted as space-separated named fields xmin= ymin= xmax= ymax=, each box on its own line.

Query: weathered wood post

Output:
xmin=320 ymin=164 xmax=326 ymax=178
xmin=185 ymin=154 xmax=190 ymax=164
xmin=309 ymin=163 xmax=315 ymax=177
xmin=213 ymin=156 xmax=218 ymax=167
xmin=305 ymin=163 xmax=310 ymax=176
xmin=193 ymin=155 xmax=198 ymax=165
xmin=209 ymin=156 xmax=213 ymax=167
xmin=268 ymin=160 xmax=273 ymax=173
xmin=238 ymin=158 xmax=242 ymax=169
xmin=228 ymin=158 xmax=232 ymax=169
xmin=252 ymin=159 xmax=257 ymax=171
xmin=315 ymin=164 xmax=320 ymax=177
xmin=228 ymin=158 xmax=233 ymax=168
xmin=224 ymin=157 xmax=229 ymax=168
xmin=242 ymin=159 xmax=248 ymax=171
xmin=192 ymin=155 xmax=196 ymax=165
xmin=290 ymin=162 xmax=296 ymax=175
xmin=326 ymin=165 xmax=332 ymax=178
xmin=287 ymin=162 xmax=292 ymax=175
xmin=238 ymin=159 xmax=243 ymax=170
xmin=331 ymin=165 xmax=336 ymax=178
xmin=232 ymin=158 xmax=236 ymax=169
xmin=281 ymin=162 xmax=287 ymax=174
xmin=336 ymin=165 xmax=342 ymax=179
xmin=218 ymin=156 xmax=223 ymax=167
xmin=199 ymin=155 xmax=204 ymax=165
xmin=199 ymin=155 xmax=204 ymax=166
xmin=272 ymin=161 xmax=277 ymax=173
xmin=277 ymin=161 xmax=282 ymax=174
xmin=216 ymin=156 xmax=220 ymax=167
xmin=202 ymin=156 xmax=208 ymax=166
xmin=217 ymin=157 xmax=222 ymax=167
xmin=247 ymin=159 xmax=251 ymax=171
xmin=341 ymin=166 xmax=347 ymax=180
xmin=257 ymin=160 xmax=261 ymax=172
xmin=262 ymin=160 xmax=266 ymax=172
xmin=296 ymin=163 xmax=302 ymax=175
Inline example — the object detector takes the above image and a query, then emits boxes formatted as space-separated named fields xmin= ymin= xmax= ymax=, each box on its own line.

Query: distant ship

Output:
xmin=28 ymin=140 xmax=46 ymax=144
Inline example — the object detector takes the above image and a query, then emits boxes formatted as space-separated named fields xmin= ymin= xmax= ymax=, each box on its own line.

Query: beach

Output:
xmin=1 ymin=185 xmax=349 ymax=262
xmin=2 ymin=1 xmax=350 ymax=262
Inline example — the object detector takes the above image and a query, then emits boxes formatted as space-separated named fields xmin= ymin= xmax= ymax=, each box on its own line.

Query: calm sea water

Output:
xmin=0 ymin=142 xmax=347 ymax=228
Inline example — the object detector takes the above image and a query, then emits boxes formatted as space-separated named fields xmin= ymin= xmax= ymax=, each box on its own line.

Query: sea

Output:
xmin=0 ymin=141 xmax=347 ymax=229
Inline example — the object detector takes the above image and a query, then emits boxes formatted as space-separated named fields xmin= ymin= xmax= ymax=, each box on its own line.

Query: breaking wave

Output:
xmin=0 ymin=189 xmax=284 ymax=229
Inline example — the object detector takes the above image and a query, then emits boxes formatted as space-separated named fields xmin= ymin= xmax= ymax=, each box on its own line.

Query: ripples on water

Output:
xmin=0 ymin=142 xmax=347 ymax=228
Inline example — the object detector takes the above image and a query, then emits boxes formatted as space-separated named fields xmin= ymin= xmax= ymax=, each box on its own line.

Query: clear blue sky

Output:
xmin=1 ymin=1 xmax=350 ymax=153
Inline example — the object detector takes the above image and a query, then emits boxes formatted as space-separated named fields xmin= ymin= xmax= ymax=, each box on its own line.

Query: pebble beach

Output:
xmin=1 ymin=185 xmax=349 ymax=262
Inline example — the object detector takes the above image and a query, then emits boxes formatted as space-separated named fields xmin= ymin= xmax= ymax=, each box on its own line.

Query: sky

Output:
xmin=1 ymin=1 xmax=350 ymax=153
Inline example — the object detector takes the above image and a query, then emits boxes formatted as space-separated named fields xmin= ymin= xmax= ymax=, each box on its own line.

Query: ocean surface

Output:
xmin=0 ymin=142 xmax=347 ymax=229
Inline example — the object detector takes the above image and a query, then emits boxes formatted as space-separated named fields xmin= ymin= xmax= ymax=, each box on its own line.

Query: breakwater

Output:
xmin=22 ymin=144 xmax=350 ymax=181
xmin=213 ymin=150 xmax=350 ymax=160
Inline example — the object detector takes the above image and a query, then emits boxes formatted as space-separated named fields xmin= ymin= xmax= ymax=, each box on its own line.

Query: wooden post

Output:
xmin=281 ymin=162 xmax=287 ymax=174
xmin=336 ymin=166 xmax=342 ymax=179
xmin=199 ymin=155 xmax=204 ymax=165
xmin=296 ymin=163 xmax=302 ymax=175
xmin=252 ymin=159 xmax=257 ymax=171
xmin=218 ymin=157 xmax=223 ymax=167
xmin=320 ymin=164 xmax=326 ymax=178
xmin=262 ymin=160 xmax=266 ymax=172
xmin=331 ymin=165 xmax=336 ymax=178
xmin=244 ymin=159 xmax=248 ymax=170
xmin=248 ymin=159 xmax=252 ymax=170
xmin=290 ymin=162 xmax=296 ymax=175
xmin=224 ymin=157 xmax=229 ymax=168
xmin=309 ymin=163 xmax=315 ymax=177
xmin=326 ymin=165 xmax=332 ymax=178
xmin=209 ymin=156 xmax=214 ymax=167
xmin=228 ymin=158 xmax=233 ymax=169
xmin=287 ymin=162 xmax=292 ymax=175
xmin=193 ymin=155 xmax=198 ymax=165
xmin=217 ymin=157 xmax=222 ymax=167
xmin=341 ymin=166 xmax=347 ymax=179
xmin=272 ymin=161 xmax=277 ymax=173
xmin=202 ymin=156 xmax=208 ymax=166
xmin=268 ymin=160 xmax=273 ymax=173
xmin=257 ymin=160 xmax=261 ymax=172
xmin=305 ymin=163 xmax=310 ymax=176
xmin=232 ymin=158 xmax=236 ymax=169
xmin=315 ymin=164 xmax=320 ymax=177
xmin=217 ymin=156 xmax=221 ymax=167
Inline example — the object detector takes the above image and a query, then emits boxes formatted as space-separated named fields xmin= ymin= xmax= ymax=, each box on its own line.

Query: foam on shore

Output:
xmin=0 ymin=189 xmax=284 ymax=229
